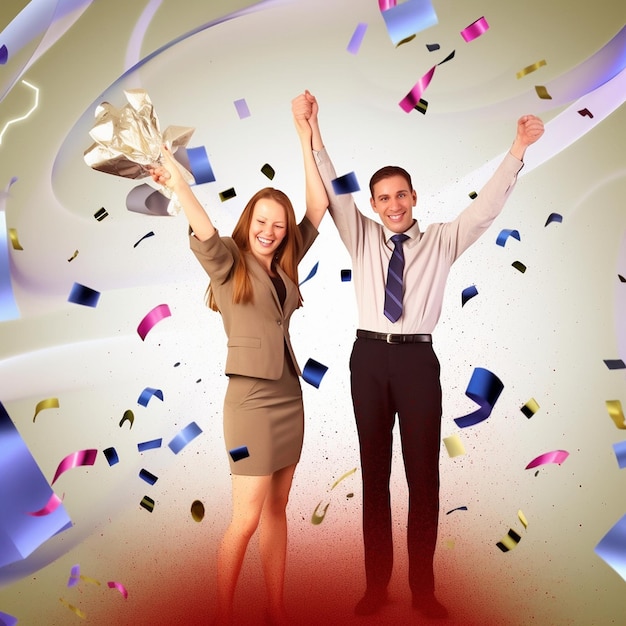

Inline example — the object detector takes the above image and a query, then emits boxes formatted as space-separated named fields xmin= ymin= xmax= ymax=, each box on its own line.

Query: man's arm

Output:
xmin=445 ymin=114 xmax=544 ymax=259
xmin=292 ymin=92 xmax=367 ymax=252
xmin=291 ymin=90 xmax=328 ymax=230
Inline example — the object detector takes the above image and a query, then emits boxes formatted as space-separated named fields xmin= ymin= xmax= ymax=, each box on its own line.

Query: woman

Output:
xmin=149 ymin=91 xmax=326 ymax=625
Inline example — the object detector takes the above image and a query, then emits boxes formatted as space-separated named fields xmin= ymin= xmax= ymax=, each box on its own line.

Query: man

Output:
xmin=292 ymin=92 xmax=544 ymax=619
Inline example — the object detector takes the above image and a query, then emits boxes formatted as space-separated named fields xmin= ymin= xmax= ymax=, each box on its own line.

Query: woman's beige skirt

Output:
xmin=223 ymin=357 xmax=304 ymax=476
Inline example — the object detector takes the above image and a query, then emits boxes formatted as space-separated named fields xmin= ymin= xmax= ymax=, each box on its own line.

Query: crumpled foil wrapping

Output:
xmin=84 ymin=89 xmax=195 ymax=215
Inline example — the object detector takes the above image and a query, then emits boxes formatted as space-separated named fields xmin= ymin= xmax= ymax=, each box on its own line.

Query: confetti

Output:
xmin=137 ymin=438 xmax=162 ymax=452
xmin=32 ymin=397 xmax=60 ymax=422
xmin=133 ymin=231 xmax=155 ymax=248
xmin=453 ymin=367 xmax=504 ymax=428
xmin=80 ymin=574 xmax=101 ymax=586
xmin=140 ymin=495 xmax=155 ymax=512
xmin=461 ymin=285 xmax=478 ymax=307
xmin=311 ymin=501 xmax=330 ymax=525
xmin=525 ymin=449 xmax=569 ymax=469
xmin=512 ymin=261 xmax=526 ymax=273
xmin=219 ymin=187 xmax=237 ymax=202
xmin=396 ymin=34 xmax=416 ymax=47
xmin=119 ymin=409 xmax=134 ymax=429
xmin=67 ymin=564 xmax=80 ymax=588
xmin=460 ymin=16 xmax=489 ymax=42
xmin=107 ymin=581 xmax=129 ymax=599
xmin=137 ymin=303 xmax=171 ymax=341
xmin=8 ymin=228 xmax=23 ymax=250
xmin=139 ymin=468 xmax=158 ymax=485
xmin=414 ymin=98 xmax=428 ymax=114
xmin=27 ymin=492 xmax=63 ymax=517
xmin=518 ymin=509 xmax=528 ymax=529
xmin=446 ymin=506 xmax=468 ymax=515
xmin=331 ymin=172 xmax=360 ymax=195
xmin=426 ymin=43 xmax=440 ymax=51
xmin=330 ymin=467 xmax=358 ymax=490
xmin=520 ymin=398 xmax=540 ymax=418
xmin=347 ymin=22 xmax=368 ymax=54
xmin=606 ymin=400 xmax=626 ymax=429
xmin=68 ymin=282 xmax=101 ymax=307
xmin=168 ymin=421 xmax=203 ymax=454
xmin=186 ymin=145 xmax=216 ymax=184
xmin=0 ymin=608 xmax=17 ymax=626
xmin=604 ymin=359 xmax=626 ymax=370
xmin=516 ymin=59 xmax=547 ymax=79
xmin=496 ymin=228 xmax=520 ymax=247
xmin=234 ymin=98 xmax=251 ymax=119
xmin=51 ymin=449 xmax=98 ymax=485
xmin=443 ymin=434 xmax=466 ymax=457
xmin=544 ymin=212 xmax=563 ymax=226
xmin=302 ymin=358 xmax=329 ymax=388
xmin=137 ymin=387 xmax=164 ymax=407
xmin=299 ymin=261 xmax=319 ymax=287
xmin=0 ymin=401 xmax=72 ymax=568
xmin=612 ymin=441 xmax=626 ymax=469
xmin=94 ymin=207 xmax=108 ymax=221
xmin=229 ymin=445 xmax=250 ymax=462
xmin=261 ymin=163 xmax=275 ymax=180
xmin=59 ymin=598 xmax=86 ymax=619
xmin=535 ymin=85 xmax=552 ymax=99
xmin=399 ymin=64 xmax=436 ymax=112
xmin=341 ymin=269 xmax=352 ymax=282
xmin=191 ymin=500 xmax=205 ymax=522
xmin=380 ymin=0 xmax=438 ymax=46
xmin=595 ymin=512 xmax=626 ymax=582
xmin=103 ymin=447 xmax=119 ymax=466
xmin=0 ymin=45 xmax=7 ymax=65
xmin=618 ymin=274 xmax=625 ymax=283
xmin=496 ymin=528 xmax=522 ymax=552
xmin=578 ymin=108 xmax=594 ymax=118
xmin=67 ymin=249 xmax=79 ymax=262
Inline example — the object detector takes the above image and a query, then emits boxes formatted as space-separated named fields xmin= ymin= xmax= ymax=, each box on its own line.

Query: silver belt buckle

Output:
xmin=386 ymin=333 xmax=397 ymax=344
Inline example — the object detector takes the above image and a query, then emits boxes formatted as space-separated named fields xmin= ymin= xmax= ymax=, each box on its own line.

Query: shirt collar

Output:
xmin=383 ymin=219 xmax=421 ymax=244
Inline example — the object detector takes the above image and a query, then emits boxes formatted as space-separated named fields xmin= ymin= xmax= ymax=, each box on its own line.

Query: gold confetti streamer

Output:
xmin=606 ymin=400 xmax=626 ymax=429
xmin=94 ymin=207 xmax=108 ymax=221
xmin=518 ymin=510 xmax=528 ymax=530
xmin=330 ymin=467 xmax=357 ymax=490
xmin=516 ymin=59 xmax=546 ymax=79
xmin=396 ymin=34 xmax=416 ymax=47
xmin=79 ymin=574 xmax=101 ymax=586
xmin=140 ymin=495 xmax=155 ymax=512
xmin=59 ymin=598 xmax=86 ymax=619
xmin=191 ymin=500 xmax=205 ymax=522
xmin=512 ymin=261 xmax=526 ymax=273
xmin=414 ymin=98 xmax=428 ymax=114
xmin=67 ymin=250 xmax=79 ymax=262
xmin=468 ymin=191 xmax=478 ymax=199
xmin=219 ymin=188 xmax=236 ymax=202
xmin=119 ymin=409 xmax=134 ymax=429
xmin=8 ymin=228 xmax=23 ymax=250
xmin=443 ymin=434 xmax=465 ymax=458
xmin=520 ymin=398 xmax=540 ymax=418
xmin=535 ymin=85 xmax=552 ymax=99
xmin=496 ymin=528 xmax=522 ymax=552
xmin=311 ymin=501 xmax=330 ymax=525
xmin=261 ymin=163 xmax=275 ymax=180
xmin=33 ymin=397 xmax=60 ymax=422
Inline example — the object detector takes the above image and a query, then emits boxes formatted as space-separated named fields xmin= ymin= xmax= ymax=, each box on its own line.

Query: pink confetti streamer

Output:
xmin=51 ymin=449 xmax=98 ymax=485
xmin=378 ymin=0 xmax=396 ymax=10
xmin=137 ymin=303 xmax=171 ymax=341
xmin=399 ymin=65 xmax=436 ymax=112
xmin=525 ymin=449 xmax=569 ymax=469
xmin=460 ymin=16 xmax=489 ymax=42
xmin=27 ymin=492 xmax=63 ymax=516
xmin=107 ymin=580 xmax=128 ymax=599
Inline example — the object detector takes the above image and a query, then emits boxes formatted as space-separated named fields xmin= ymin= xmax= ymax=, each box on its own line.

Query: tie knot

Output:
xmin=390 ymin=233 xmax=409 ymax=246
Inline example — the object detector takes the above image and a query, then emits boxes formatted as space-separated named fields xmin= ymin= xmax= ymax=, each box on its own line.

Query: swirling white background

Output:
xmin=0 ymin=0 xmax=625 ymax=624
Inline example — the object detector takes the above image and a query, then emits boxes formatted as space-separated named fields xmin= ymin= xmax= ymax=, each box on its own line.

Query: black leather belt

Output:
xmin=356 ymin=329 xmax=432 ymax=344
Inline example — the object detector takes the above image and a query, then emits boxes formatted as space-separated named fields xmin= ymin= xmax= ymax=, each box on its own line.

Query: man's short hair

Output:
xmin=369 ymin=166 xmax=413 ymax=197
